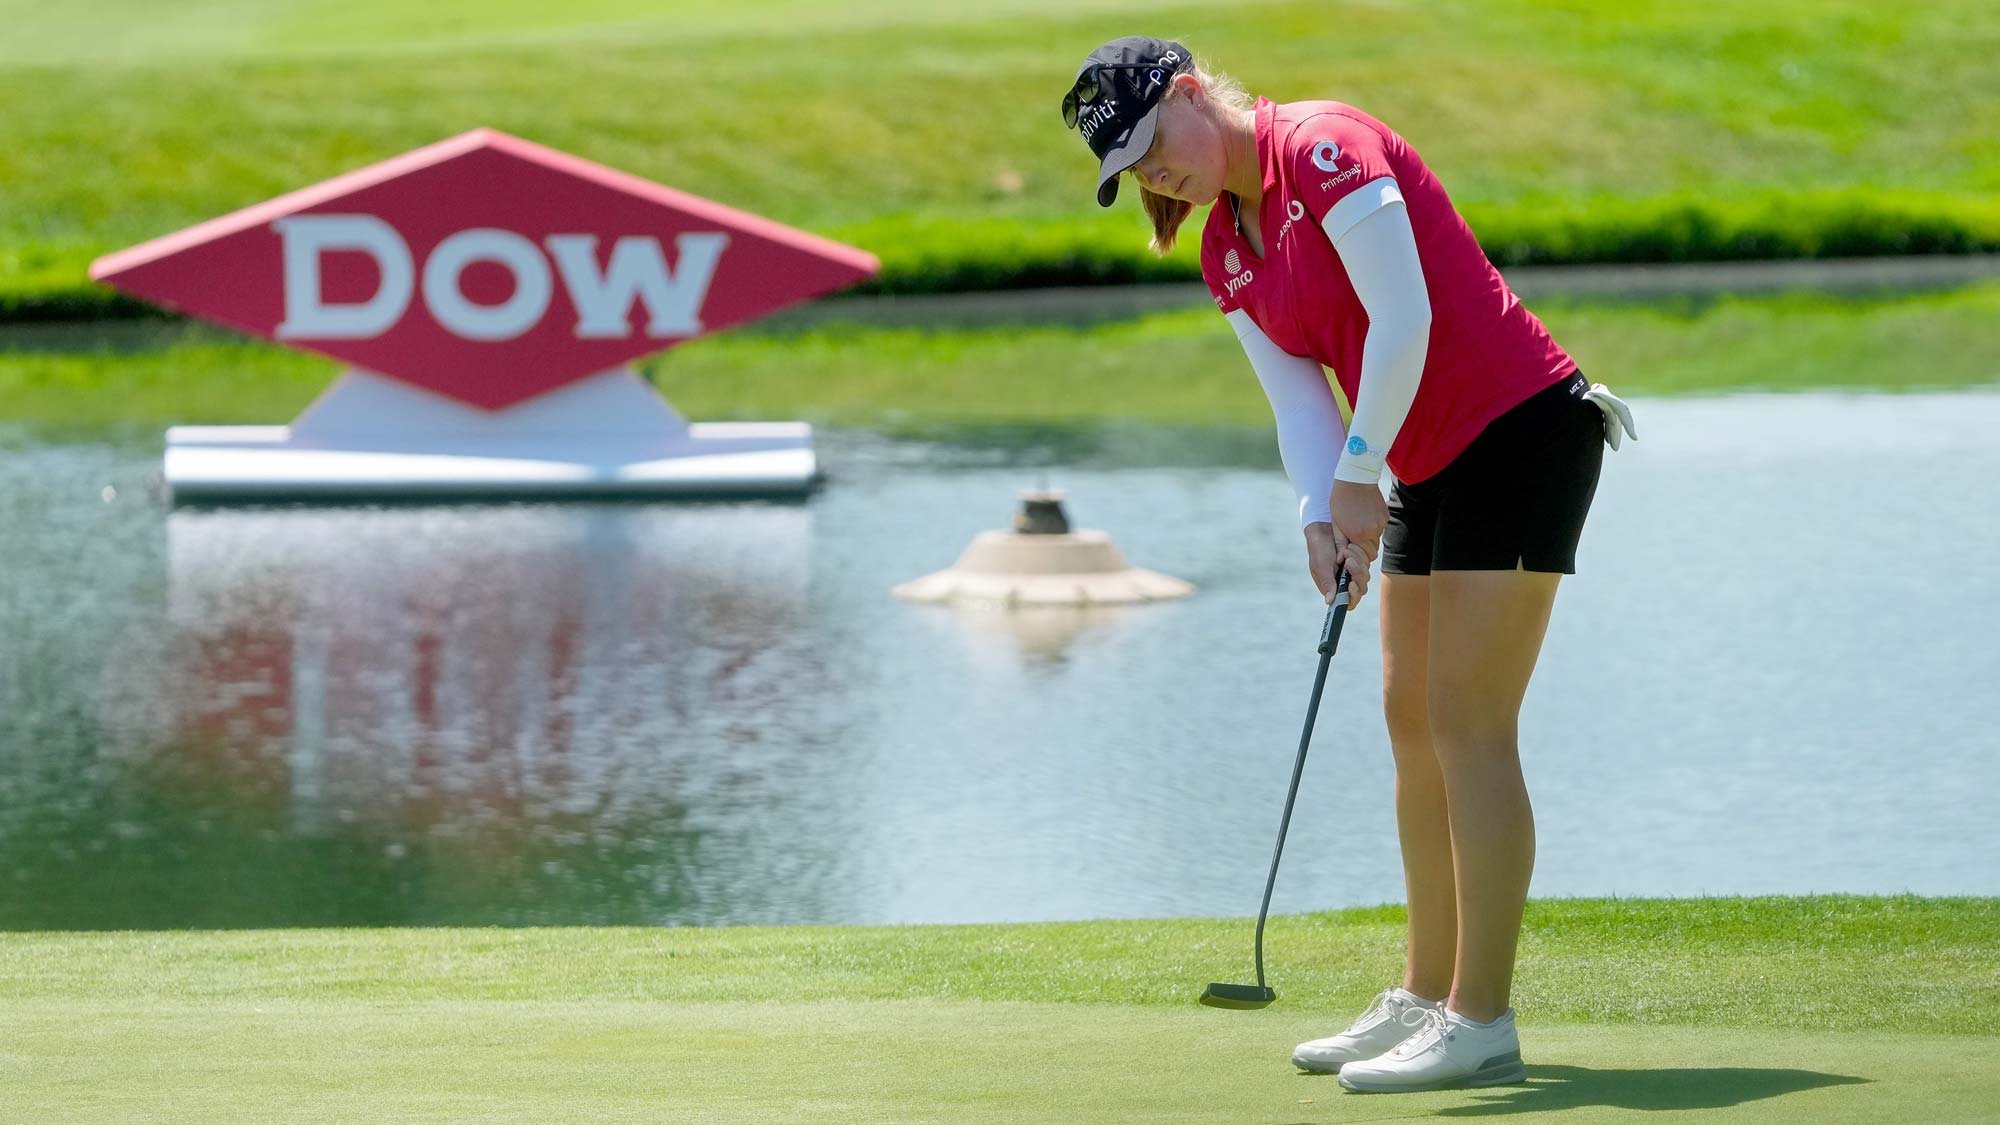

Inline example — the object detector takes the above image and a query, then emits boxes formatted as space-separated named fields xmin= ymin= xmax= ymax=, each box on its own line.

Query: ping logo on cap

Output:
xmin=1142 ymin=49 xmax=1185 ymax=91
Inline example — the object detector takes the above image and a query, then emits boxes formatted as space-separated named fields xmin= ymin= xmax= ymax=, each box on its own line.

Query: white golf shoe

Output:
xmin=1336 ymin=1004 xmax=1528 ymax=1093
xmin=1291 ymin=986 xmax=1441 ymax=1073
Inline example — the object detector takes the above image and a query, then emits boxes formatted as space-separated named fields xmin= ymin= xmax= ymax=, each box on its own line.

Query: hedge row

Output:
xmin=6 ymin=191 xmax=1997 ymax=322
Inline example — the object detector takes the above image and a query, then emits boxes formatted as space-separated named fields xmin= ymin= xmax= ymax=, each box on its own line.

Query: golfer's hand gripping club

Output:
xmin=1318 ymin=564 xmax=1351 ymax=656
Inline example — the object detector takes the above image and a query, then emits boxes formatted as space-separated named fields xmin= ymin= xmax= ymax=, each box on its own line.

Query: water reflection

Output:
xmin=931 ymin=603 xmax=1138 ymax=669
xmin=21 ymin=501 xmax=866 ymax=927
xmin=3 ymin=394 xmax=1998 ymax=930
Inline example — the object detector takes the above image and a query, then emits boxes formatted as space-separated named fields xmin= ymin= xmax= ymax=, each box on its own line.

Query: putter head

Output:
xmin=1199 ymin=982 xmax=1277 ymax=1009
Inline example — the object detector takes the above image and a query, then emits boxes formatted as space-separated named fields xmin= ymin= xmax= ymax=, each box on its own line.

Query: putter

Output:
xmin=1199 ymin=564 xmax=1352 ymax=1010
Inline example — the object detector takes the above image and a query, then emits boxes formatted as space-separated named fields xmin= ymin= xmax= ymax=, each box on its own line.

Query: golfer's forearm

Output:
xmin=1225 ymin=309 xmax=1345 ymax=528
xmin=1327 ymin=198 xmax=1432 ymax=485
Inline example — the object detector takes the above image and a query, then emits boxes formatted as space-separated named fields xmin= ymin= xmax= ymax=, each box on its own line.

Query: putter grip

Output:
xmin=1317 ymin=567 xmax=1351 ymax=656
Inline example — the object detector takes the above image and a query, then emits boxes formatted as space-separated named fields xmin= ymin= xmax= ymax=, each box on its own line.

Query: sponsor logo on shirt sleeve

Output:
xmin=1307 ymin=135 xmax=1365 ymax=194
xmin=1319 ymin=166 xmax=1363 ymax=193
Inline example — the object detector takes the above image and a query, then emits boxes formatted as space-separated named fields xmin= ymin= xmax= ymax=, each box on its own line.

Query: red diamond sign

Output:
xmin=89 ymin=129 xmax=879 ymax=410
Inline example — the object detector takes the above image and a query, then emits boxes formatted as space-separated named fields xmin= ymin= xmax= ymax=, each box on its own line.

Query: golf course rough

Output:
xmin=4 ymin=0 xmax=1998 ymax=316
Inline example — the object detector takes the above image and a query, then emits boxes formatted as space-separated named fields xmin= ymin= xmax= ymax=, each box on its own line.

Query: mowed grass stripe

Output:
xmin=3 ymin=283 xmax=1997 ymax=433
xmin=4 ymin=1001 xmax=1998 ymax=1122
xmin=4 ymin=897 xmax=1996 ymax=1036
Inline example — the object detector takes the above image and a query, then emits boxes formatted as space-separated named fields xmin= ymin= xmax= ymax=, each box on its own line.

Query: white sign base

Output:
xmin=164 ymin=366 xmax=817 ymax=503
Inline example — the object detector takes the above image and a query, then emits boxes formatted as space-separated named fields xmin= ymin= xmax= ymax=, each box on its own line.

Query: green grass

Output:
xmin=2 ymin=0 xmax=1998 ymax=314
xmin=3 ymin=896 xmax=1997 ymax=1121
xmin=3 ymin=283 xmax=1997 ymax=434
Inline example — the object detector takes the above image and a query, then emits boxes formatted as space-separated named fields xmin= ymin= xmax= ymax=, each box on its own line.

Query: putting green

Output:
xmin=7 ymin=899 xmax=1994 ymax=1119
xmin=6 ymin=999 xmax=1996 ymax=1121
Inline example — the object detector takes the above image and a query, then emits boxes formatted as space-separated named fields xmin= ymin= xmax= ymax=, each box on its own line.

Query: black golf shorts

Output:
xmin=1380 ymin=369 xmax=1604 ymax=575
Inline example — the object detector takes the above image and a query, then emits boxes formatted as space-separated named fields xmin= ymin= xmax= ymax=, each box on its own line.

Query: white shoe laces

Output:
xmin=1339 ymin=989 xmax=1436 ymax=1042
xmin=1348 ymin=988 xmax=1430 ymax=1033
xmin=1388 ymin=1005 xmax=1452 ymax=1059
xmin=1348 ymin=988 xmax=1397 ymax=1030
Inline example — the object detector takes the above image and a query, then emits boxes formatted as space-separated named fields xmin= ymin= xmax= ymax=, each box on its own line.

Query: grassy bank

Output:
xmin=3 ymin=283 xmax=1997 ymax=434
xmin=2 ymin=895 xmax=1996 ymax=1121
xmin=3 ymin=0 xmax=1997 ymax=316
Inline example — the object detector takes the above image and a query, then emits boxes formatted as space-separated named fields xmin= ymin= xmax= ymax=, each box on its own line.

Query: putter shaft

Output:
xmin=1250 ymin=566 xmax=1351 ymax=990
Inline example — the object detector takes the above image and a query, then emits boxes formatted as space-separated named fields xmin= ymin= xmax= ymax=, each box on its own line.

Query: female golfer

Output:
xmin=1062 ymin=37 xmax=1635 ymax=1093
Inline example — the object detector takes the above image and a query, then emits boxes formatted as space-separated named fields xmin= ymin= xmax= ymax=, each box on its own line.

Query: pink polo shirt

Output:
xmin=1201 ymin=96 xmax=1576 ymax=484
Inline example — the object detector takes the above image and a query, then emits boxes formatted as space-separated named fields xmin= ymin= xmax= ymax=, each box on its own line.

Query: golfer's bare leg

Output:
xmin=1426 ymin=566 xmax=1561 ymax=1024
xmin=1380 ymin=572 xmax=1455 ymax=1002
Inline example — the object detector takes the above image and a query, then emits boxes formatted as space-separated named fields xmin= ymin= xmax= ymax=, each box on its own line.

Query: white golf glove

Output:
xmin=1582 ymin=383 xmax=1638 ymax=451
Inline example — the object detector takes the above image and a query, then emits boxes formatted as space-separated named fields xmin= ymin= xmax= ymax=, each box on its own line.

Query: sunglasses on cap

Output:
xmin=1060 ymin=59 xmax=1184 ymax=129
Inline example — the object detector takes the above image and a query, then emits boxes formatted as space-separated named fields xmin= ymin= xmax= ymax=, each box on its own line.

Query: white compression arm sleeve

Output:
xmin=1324 ymin=180 xmax=1432 ymax=484
xmin=1225 ymin=308 xmax=1346 ymax=528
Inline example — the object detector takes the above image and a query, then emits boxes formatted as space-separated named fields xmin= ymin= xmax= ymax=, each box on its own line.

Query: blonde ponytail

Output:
xmin=1138 ymin=188 xmax=1196 ymax=255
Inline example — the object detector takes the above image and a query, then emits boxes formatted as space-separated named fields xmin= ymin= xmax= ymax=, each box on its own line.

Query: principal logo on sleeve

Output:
xmin=1319 ymin=166 xmax=1362 ymax=193
xmin=1309 ymin=138 xmax=1362 ymax=193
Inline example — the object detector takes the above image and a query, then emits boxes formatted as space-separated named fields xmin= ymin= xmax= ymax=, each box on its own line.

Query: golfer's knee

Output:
xmin=1383 ymin=684 xmax=1431 ymax=761
xmin=1425 ymin=703 xmax=1519 ymax=769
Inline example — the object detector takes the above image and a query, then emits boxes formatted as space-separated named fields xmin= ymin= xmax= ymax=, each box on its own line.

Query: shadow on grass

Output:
xmin=1447 ymin=1065 xmax=1869 ymax=1114
xmin=1289 ymin=1064 xmax=1867 ymax=1116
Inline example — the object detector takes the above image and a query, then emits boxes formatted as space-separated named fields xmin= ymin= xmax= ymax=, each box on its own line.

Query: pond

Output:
xmin=2 ymin=389 xmax=1995 ymax=929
